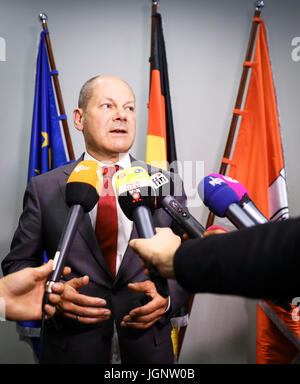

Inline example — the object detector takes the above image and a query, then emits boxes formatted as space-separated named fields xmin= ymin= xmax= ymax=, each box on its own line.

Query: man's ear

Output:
xmin=73 ymin=108 xmax=84 ymax=132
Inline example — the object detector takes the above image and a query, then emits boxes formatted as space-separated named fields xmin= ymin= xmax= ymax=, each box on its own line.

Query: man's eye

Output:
xmin=101 ymin=103 xmax=111 ymax=109
xmin=126 ymin=106 xmax=135 ymax=111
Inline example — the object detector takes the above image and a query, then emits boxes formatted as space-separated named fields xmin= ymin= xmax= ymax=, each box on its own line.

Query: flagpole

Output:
xmin=149 ymin=0 xmax=158 ymax=90
xmin=205 ymin=0 xmax=264 ymax=228
xmin=39 ymin=13 xmax=75 ymax=161
xmin=177 ymin=1 xmax=265 ymax=360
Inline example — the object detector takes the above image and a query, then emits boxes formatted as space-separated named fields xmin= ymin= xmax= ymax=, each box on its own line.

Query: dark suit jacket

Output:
xmin=174 ymin=217 xmax=300 ymax=301
xmin=2 ymin=155 xmax=190 ymax=364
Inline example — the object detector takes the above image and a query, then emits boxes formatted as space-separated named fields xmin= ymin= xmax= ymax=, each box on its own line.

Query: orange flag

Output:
xmin=228 ymin=19 xmax=300 ymax=363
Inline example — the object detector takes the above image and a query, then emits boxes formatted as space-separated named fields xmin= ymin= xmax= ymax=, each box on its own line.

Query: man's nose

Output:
xmin=113 ymin=107 xmax=127 ymax=121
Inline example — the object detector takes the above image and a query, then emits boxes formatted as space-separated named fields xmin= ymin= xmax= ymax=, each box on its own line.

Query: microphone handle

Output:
xmin=132 ymin=206 xmax=169 ymax=298
xmin=43 ymin=205 xmax=84 ymax=310
xmin=133 ymin=206 xmax=156 ymax=238
xmin=161 ymin=195 xmax=205 ymax=238
xmin=226 ymin=203 xmax=257 ymax=229
xmin=240 ymin=197 xmax=269 ymax=224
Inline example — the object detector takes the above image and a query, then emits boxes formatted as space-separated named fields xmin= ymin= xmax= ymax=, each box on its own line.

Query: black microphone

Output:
xmin=115 ymin=166 xmax=169 ymax=298
xmin=43 ymin=160 xmax=102 ymax=309
xmin=198 ymin=175 xmax=256 ymax=229
xmin=150 ymin=171 xmax=205 ymax=238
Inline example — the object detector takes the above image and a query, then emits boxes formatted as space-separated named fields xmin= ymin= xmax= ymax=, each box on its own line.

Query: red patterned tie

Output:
xmin=95 ymin=166 xmax=119 ymax=277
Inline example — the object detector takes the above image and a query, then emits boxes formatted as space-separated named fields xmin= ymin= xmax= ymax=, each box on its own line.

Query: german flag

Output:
xmin=146 ymin=11 xmax=186 ymax=359
xmin=146 ymin=12 xmax=177 ymax=172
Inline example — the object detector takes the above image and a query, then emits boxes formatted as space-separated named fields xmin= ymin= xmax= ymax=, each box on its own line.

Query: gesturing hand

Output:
xmin=121 ymin=280 xmax=169 ymax=330
xmin=57 ymin=275 xmax=111 ymax=324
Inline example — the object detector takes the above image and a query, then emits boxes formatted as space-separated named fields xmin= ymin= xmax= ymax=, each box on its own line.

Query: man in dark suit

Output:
xmin=2 ymin=75 xmax=190 ymax=363
xmin=129 ymin=219 xmax=300 ymax=300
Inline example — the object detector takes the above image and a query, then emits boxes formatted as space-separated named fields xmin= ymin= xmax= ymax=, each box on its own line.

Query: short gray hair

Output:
xmin=78 ymin=75 xmax=100 ymax=112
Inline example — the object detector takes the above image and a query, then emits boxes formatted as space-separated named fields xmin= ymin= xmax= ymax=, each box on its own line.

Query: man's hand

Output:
xmin=0 ymin=260 xmax=66 ymax=321
xmin=57 ymin=275 xmax=111 ymax=324
xmin=121 ymin=280 xmax=168 ymax=330
xmin=129 ymin=227 xmax=181 ymax=279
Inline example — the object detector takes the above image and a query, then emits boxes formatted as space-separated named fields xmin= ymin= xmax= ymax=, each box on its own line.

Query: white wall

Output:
xmin=0 ymin=0 xmax=299 ymax=363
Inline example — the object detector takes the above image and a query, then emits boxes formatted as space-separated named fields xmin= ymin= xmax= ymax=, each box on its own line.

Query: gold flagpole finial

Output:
xmin=39 ymin=13 xmax=48 ymax=24
xmin=255 ymin=1 xmax=264 ymax=10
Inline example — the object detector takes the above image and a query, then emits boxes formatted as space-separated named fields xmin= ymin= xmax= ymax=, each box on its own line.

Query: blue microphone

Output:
xmin=198 ymin=175 xmax=256 ymax=229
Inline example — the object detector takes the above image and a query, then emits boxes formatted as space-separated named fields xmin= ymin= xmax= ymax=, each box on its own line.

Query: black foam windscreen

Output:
xmin=115 ymin=167 xmax=156 ymax=220
xmin=66 ymin=182 xmax=99 ymax=212
xmin=118 ymin=185 xmax=156 ymax=221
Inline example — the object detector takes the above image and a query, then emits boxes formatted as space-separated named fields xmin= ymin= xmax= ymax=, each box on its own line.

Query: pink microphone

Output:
xmin=208 ymin=174 xmax=249 ymax=200
xmin=208 ymin=174 xmax=268 ymax=224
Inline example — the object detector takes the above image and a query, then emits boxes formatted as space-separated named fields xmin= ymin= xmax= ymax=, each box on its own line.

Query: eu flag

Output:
xmin=28 ymin=30 xmax=67 ymax=181
xmin=18 ymin=29 xmax=69 ymax=362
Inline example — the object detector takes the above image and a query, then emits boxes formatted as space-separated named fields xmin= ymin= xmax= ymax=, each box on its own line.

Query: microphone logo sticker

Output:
xmin=208 ymin=177 xmax=225 ymax=187
xmin=151 ymin=172 xmax=169 ymax=189
xmin=223 ymin=176 xmax=239 ymax=184
xmin=116 ymin=172 xmax=126 ymax=179
xmin=74 ymin=164 xmax=90 ymax=173
xmin=129 ymin=189 xmax=142 ymax=202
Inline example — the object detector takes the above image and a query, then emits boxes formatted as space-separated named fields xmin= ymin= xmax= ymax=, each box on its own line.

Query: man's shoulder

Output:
xmin=28 ymin=159 xmax=80 ymax=186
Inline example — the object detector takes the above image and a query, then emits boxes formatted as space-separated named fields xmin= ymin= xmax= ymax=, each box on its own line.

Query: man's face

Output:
xmin=74 ymin=77 xmax=136 ymax=161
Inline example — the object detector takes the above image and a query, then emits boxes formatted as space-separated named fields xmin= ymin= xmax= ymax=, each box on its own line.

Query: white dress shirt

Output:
xmin=84 ymin=152 xmax=133 ymax=274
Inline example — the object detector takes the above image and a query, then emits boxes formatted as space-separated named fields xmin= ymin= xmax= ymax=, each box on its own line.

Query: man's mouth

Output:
xmin=110 ymin=128 xmax=127 ymax=134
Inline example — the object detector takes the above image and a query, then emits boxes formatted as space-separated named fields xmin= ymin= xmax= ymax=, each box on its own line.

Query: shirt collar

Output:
xmin=84 ymin=152 xmax=131 ymax=170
